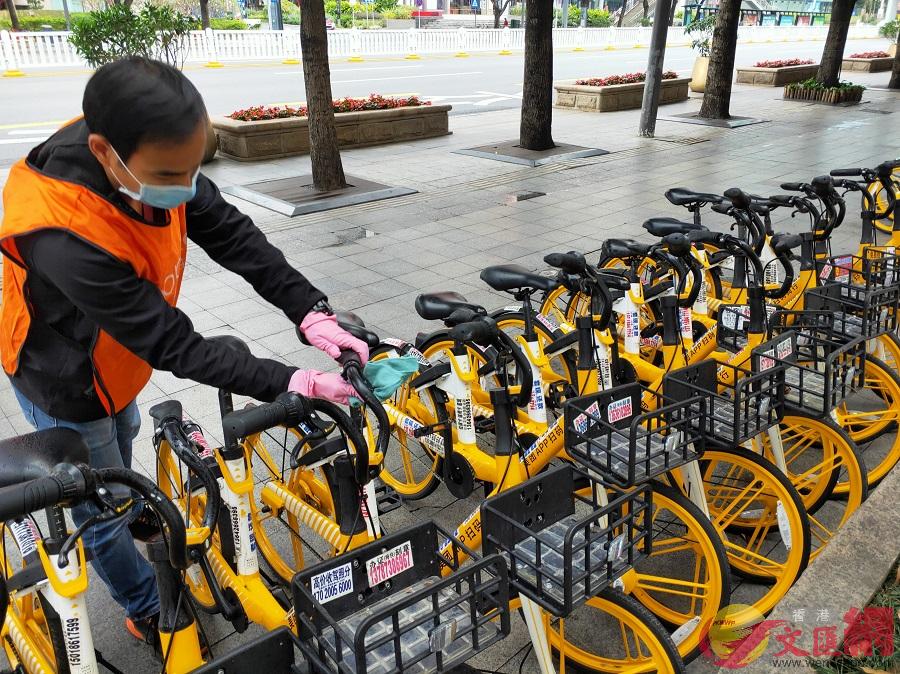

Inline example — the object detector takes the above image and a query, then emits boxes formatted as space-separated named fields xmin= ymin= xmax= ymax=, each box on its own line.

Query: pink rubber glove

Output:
xmin=299 ymin=311 xmax=369 ymax=365
xmin=289 ymin=369 xmax=356 ymax=405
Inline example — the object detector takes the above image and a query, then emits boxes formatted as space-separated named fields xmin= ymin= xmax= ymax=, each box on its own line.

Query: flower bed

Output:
xmin=228 ymin=95 xmax=429 ymax=121
xmin=736 ymin=60 xmax=820 ymax=86
xmin=575 ymin=71 xmax=678 ymax=87
xmin=842 ymin=51 xmax=894 ymax=73
xmin=783 ymin=78 xmax=865 ymax=105
xmin=213 ymin=96 xmax=450 ymax=161
xmin=556 ymin=72 xmax=690 ymax=112
xmin=753 ymin=58 xmax=814 ymax=68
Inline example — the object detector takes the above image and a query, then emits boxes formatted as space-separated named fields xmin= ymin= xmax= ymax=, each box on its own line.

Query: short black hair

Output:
xmin=82 ymin=57 xmax=208 ymax=161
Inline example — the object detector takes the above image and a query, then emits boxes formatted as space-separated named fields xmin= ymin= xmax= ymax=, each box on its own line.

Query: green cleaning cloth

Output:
xmin=350 ymin=356 xmax=420 ymax=406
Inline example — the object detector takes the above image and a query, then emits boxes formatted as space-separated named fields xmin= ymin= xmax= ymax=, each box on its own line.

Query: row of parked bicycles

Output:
xmin=0 ymin=158 xmax=897 ymax=674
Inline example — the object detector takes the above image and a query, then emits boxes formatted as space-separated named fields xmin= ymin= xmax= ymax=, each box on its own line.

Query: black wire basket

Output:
xmin=563 ymin=382 xmax=705 ymax=487
xmin=663 ymin=358 xmax=785 ymax=446
xmin=805 ymin=255 xmax=900 ymax=343
xmin=293 ymin=522 xmax=510 ymax=674
xmin=761 ymin=317 xmax=866 ymax=417
xmin=481 ymin=464 xmax=652 ymax=618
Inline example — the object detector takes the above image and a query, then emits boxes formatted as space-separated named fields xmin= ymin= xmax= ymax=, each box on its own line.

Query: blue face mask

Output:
xmin=111 ymin=147 xmax=199 ymax=210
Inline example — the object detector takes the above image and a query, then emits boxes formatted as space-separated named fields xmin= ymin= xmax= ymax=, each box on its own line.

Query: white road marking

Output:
xmin=274 ymin=64 xmax=424 ymax=75
xmin=8 ymin=129 xmax=57 ymax=135
xmin=331 ymin=71 xmax=482 ymax=84
xmin=0 ymin=137 xmax=49 ymax=145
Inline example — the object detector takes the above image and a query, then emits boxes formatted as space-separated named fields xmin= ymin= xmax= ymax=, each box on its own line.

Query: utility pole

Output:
xmin=638 ymin=0 xmax=673 ymax=136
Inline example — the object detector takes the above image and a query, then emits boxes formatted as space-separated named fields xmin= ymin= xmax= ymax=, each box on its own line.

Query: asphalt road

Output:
xmin=0 ymin=37 xmax=887 ymax=165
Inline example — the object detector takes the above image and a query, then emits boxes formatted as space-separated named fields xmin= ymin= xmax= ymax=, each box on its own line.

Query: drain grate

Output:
xmin=506 ymin=191 xmax=545 ymax=203
xmin=327 ymin=227 xmax=377 ymax=246
xmin=651 ymin=136 xmax=710 ymax=145
xmin=859 ymin=108 xmax=893 ymax=115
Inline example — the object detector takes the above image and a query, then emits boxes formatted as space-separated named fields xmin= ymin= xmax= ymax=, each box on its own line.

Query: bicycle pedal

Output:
xmin=474 ymin=417 xmax=495 ymax=433
xmin=374 ymin=482 xmax=404 ymax=515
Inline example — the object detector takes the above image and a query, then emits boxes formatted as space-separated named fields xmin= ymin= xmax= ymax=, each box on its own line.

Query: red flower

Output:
xmin=228 ymin=94 xmax=428 ymax=121
xmin=849 ymin=51 xmax=889 ymax=58
xmin=753 ymin=58 xmax=814 ymax=68
xmin=575 ymin=70 xmax=678 ymax=87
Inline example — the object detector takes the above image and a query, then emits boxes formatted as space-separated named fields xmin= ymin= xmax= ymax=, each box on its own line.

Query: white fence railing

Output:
xmin=0 ymin=24 xmax=881 ymax=72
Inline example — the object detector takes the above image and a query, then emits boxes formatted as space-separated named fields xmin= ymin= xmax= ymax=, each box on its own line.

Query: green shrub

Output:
xmin=382 ymin=5 xmax=413 ymax=19
xmin=69 ymin=4 xmax=194 ymax=68
xmin=587 ymin=8 xmax=611 ymax=26
xmin=247 ymin=9 xmax=268 ymax=19
xmin=684 ymin=14 xmax=715 ymax=56
xmin=1 ymin=11 xmax=89 ymax=30
xmin=209 ymin=17 xmax=247 ymax=29
xmin=880 ymin=18 xmax=899 ymax=41
xmin=374 ymin=0 xmax=398 ymax=12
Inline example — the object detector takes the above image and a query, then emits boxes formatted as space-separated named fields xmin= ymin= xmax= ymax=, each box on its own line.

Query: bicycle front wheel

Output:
xmin=546 ymin=587 xmax=686 ymax=674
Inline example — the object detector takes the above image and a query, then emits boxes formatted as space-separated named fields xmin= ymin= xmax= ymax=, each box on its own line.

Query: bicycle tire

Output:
xmin=696 ymin=447 xmax=811 ymax=613
xmin=546 ymin=587 xmax=686 ymax=674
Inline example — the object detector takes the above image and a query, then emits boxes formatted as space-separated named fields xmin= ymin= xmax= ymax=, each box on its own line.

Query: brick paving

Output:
xmin=0 ymin=68 xmax=897 ymax=672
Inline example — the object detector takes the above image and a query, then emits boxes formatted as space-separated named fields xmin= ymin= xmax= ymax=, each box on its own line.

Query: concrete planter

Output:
xmin=212 ymin=105 xmax=451 ymax=161
xmin=783 ymin=85 xmax=864 ymax=105
xmin=385 ymin=18 xmax=415 ymax=28
xmin=842 ymin=56 xmax=893 ymax=72
xmin=890 ymin=43 xmax=897 ymax=57
xmin=736 ymin=63 xmax=819 ymax=86
xmin=689 ymin=56 xmax=709 ymax=93
xmin=554 ymin=77 xmax=691 ymax=112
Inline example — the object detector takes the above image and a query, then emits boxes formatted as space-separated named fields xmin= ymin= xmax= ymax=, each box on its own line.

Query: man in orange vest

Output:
xmin=0 ymin=57 xmax=368 ymax=650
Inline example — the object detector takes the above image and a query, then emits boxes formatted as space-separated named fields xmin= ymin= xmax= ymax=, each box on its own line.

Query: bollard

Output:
xmin=405 ymin=27 xmax=420 ymax=59
xmin=283 ymin=30 xmax=300 ymax=64
xmin=348 ymin=28 xmax=364 ymax=62
xmin=499 ymin=25 xmax=512 ymax=55
xmin=454 ymin=26 xmax=469 ymax=57
xmin=1 ymin=30 xmax=25 ymax=77
xmin=204 ymin=27 xmax=223 ymax=68
xmin=573 ymin=26 xmax=585 ymax=51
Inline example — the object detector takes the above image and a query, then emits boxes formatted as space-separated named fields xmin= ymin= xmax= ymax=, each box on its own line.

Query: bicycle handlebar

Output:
xmin=543 ymin=251 xmax=587 ymax=275
xmin=0 ymin=465 xmax=87 ymax=522
xmin=830 ymin=168 xmax=863 ymax=177
xmin=222 ymin=392 xmax=311 ymax=441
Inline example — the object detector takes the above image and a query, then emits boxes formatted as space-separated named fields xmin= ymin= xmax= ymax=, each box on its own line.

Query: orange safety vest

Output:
xmin=0 ymin=159 xmax=187 ymax=416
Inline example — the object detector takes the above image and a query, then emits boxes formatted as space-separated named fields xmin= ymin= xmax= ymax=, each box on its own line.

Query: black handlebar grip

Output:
xmin=769 ymin=233 xmax=803 ymax=256
xmin=780 ymin=182 xmax=804 ymax=191
xmin=768 ymin=195 xmax=795 ymax=207
xmin=710 ymin=202 xmax=732 ymax=215
xmin=830 ymin=168 xmax=863 ymax=177
xmin=337 ymin=349 xmax=362 ymax=368
xmin=688 ymin=229 xmax=723 ymax=246
xmin=223 ymin=392 xmax=307 ymax=439
xmin=724 ymin=187 xmax=751 ymax=210
xmin=0 ymin=475 xmax=67 ymax=522
xmin=449 ymin=317 xmax=499 ymax=344
xmin=544 ymin=251 xmax=586 ymax=275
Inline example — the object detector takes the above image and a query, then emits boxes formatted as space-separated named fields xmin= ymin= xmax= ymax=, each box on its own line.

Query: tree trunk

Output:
xmin=200 ymin=0 xmax=210 ymax=28
xmin=641 ymin=0 xmax=648 ymax=20
xmin=519 ymin=0 xmax=553 ymax=150
xmin=668 ymin=0 xmax=676 ymax=25
xmin=698 ymin=0 xmax=740 ymax=119
xmin=890 ymin=29 xmax=900 ymax=89
xmin=300 ymin=0 xmax=347 ymax=191
xmin=817 ymin=0 xmax=857 ymax=87
xmin=493 ymin=2 xmax=500 ymax=28
xmin=617 ymin=0 xmax=625 ymax=27
xmin=5 ymin=0 xmax=20 ymax=30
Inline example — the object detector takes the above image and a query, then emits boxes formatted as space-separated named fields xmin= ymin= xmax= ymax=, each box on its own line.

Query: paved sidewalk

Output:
xmin=0 ymin=69 xmax=897 ymax=672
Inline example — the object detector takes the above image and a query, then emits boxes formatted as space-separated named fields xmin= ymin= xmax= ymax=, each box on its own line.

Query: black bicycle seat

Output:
xmin=415 ymin=292 xmax=485 ymax=321
xmin=0 ymin=428 xmax=89 ymax=489
xmin=335 ymin=310 xmax=380 ymax=348
xmin=665 ymin=188 xmax=724 ymax=207
xmin=480 ymin=265 xmax=559 ymax=293
xmin=603 ymin=239 xmax=652 ymax=259
xmin=643 ymin=218 xmax=705 ymax=238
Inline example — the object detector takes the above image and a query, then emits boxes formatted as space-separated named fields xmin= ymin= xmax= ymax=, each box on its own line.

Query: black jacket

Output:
xmin=5 ymin=120 xmax=324 ymax=422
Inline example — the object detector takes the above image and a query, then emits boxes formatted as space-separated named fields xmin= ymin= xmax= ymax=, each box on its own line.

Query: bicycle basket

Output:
xmin=663 ymin=358 xmax=785 ymax=446
xmin=563 ymin=382 xmax=705 ymax=487
xmin=716 ymin=304 xmax=777 ymax=353
xmin=763 ymin=316 xmax=865 ymax=417
xmin=293 ymin=522 xmax=510 ymax=674
xmin=481 ymin=464 xmax=651 ymax=618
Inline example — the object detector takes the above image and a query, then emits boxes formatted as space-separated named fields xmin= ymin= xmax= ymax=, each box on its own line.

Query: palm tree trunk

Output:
xmin=817 ymin=0 xmax=857 ymax=87
xmin=5 ymin=0 xmax=20 ymax=30
xmin=300 ymin=0 xmax=347 ymax=191
xmin=200 ymin=0 xmax=211 ymax=28
xmin=617 ymin=0 xmax=626 ymax=27
xmin=519 ymin=0 xmax=554 ymax=150
xmin=698 ymin=0 xmax=741 ymax=119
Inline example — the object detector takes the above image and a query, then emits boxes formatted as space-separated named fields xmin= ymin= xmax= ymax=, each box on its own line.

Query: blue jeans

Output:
xmin=13 ymin=386 xmax=160 ymax=621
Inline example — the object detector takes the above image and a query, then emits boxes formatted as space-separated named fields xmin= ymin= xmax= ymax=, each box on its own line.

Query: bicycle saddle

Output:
xmin=603 ymin=239 xmax=652 ymax=259
xmin=665 ymin=188 xmax=724 ymax=207
xmin=415 ymin=292 xmax=485 ymax=321
xmin=643 ymin=218 xmax=705 ymax=237
xmin=0 ymin=428 xmax=89 ymax=488
xmin=335 ymin=310 xmax=380 ymax=348
xmin=480 ymin=265 xmax=559 ymax=292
